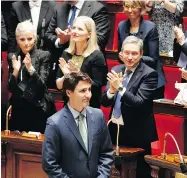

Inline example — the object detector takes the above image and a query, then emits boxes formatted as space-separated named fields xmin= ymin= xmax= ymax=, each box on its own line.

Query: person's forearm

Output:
xmin=162 ymin=0 xmax=176 ymax=13
xmin=12 ymin=69 xmax=19 ymax=78
xmin=56 ymin=77 xmax=64 ymax=90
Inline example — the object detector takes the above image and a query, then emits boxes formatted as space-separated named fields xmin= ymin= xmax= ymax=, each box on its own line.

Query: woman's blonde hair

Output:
xmin=15 ymin=20 xmax=37 ymax=40
xmin=65 ymin=16 xmax=99 ymax=57
xmin=123 ymin=0 xmax=146 ymax=15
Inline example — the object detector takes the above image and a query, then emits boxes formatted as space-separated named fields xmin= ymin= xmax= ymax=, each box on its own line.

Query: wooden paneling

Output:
xmin=14 ymin=152 xmax=47 ymax=178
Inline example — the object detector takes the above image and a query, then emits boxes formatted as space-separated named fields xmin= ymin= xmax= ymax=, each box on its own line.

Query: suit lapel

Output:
xmin=63 ymin=105 xmax=88 ymax=153
xmin=86 ymin=107 xmax=94 ymax=156
xmin=37 ymin=2 xmax=49 ymax=33
xmin=126 ymin=62 xmax=143 ymax=90
xmin=78 ymin=1 xmax=91 ymax=16
xmin=22 ymin=2 xmax=32 ymax=21
xmin=137 ymin=17 xmax=144 ymax=39
xmin=61 ymin=3 xmax=71 ymax=30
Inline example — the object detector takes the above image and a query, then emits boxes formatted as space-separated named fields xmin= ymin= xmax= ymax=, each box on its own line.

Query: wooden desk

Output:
xmin=153 ymin=100 xmax=187 ymax=155
xmin=112 ymin=147 xmax=144 ymax=178
xmin=145 ymin=155 xmax=187 ymax=178
xmin=1 ymin=131 xmax=143 ymax=178
xmin=1 ymin=131 xmax=46 ymax=178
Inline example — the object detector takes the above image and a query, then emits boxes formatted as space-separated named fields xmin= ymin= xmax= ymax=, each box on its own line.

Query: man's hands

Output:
xmin=56 ymin=27 xmax=71 ymax=45
xmin=174 ymin=24 xmax=185 ymax=46
xmin=107 ymin=70 xmax=123 ymax=94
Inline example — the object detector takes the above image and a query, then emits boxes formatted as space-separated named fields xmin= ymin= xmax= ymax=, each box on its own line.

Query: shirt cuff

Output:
xmin=27 ymin=66 xmax=36 ymax=75
xmin=106 ymin=87 xmax=126 ymax=99
xmin=55 ymin=38 xmax=61 ymax=48
xmin=107 ymin=90 xmax=115 ymax=99
xmin=179 ymin=39 xmax=185 ymax=46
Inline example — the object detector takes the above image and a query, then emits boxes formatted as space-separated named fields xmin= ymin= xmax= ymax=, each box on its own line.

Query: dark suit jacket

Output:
xmin=57 ymin=50 xmax=108 ymax=108
xmin=7 ymin=48 xmax=55 ymax=132
xmin=101 ymin=62 xmax=158 ymax=146
xmin=45 ymin=0 xmax=110 ymax=61
xmin=7 ymin=1 xmax=56 ymax=52
xmin=173 ymin=31 xmax=187 ymax=64
xmin=1 ymin=11 xmax=8 ymax=51
xmin=42 ymin=105 xmax=114 ymax=178
xmin=8 ymin=48 xmax=51 ymax=108
xmin=118 ymin=17 xmax=166 ymax=88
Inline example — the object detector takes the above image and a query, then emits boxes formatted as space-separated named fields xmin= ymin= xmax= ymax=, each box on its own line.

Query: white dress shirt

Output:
xmin=67 ymin=103 xmax=87 ymax=130
xmin=29 ymin=0 xmax=42 ymax=30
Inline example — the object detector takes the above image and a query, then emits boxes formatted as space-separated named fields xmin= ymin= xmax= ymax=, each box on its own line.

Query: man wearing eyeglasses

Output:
xmin=101 ymin=36 xmax=158 ymax=178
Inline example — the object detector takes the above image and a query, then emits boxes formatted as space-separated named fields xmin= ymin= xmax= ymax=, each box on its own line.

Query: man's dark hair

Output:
xmin=62 ymin=71 xmax=92 ymax=103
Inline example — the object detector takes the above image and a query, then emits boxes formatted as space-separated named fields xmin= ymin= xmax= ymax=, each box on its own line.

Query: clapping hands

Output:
xmin=56 ymin=26 xmax=71 ymax=45
xmin=107 ymin=70 xmax=123 ymax=94
xmin=173 ymin=24 xmax=185 ymax=46
xmin=58 ymin=58 xmax=80 ymax=75
xmin=12 ymin=55 xmax=21 ymax=72
xmin=23 ymin=53 xmax=33 ymax=71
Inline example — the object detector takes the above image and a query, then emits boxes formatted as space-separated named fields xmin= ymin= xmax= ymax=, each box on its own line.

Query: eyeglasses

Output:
xmin=123 ymin=5 xmax=141 ymax=11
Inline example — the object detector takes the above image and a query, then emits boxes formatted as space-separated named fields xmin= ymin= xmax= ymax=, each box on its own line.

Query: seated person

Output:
xmin=7 ymin=20 xmax=56 ymax=133
xmin=56 ymin=16 xmax=107 ymax=108
xmin=118 ymin=0 xmax=166 ymax=99
xmin=101 ymin=36 xmax=158 ymax=178
xmin=173 ymin=24 xmax=187 ymax=82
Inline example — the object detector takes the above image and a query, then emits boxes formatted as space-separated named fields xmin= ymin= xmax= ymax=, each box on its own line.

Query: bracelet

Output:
xmin=27 ymin=67 xmax=35 ymax=75
xmin=146 ymin=4 xmax=153 ymax=8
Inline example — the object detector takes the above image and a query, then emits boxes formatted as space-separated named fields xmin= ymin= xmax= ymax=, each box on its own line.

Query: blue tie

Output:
xmin=113 ymin=70 xmax=132 ymax=119
xmin=68 ymin=6 xmax=77 ymax=28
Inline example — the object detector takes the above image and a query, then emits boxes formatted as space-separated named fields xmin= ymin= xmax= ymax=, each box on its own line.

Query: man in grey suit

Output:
xmin=42 ymin=72 xmax=114 ymax=178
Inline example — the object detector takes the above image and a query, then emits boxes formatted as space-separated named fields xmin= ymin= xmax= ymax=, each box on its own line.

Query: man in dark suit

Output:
xmin=45 ymin=0 xmax=110 ymax=54
xmin=173 ymin=24 xmax=187 ymax=82
xmin=45 ymin=0 xmax=110 ymax=88
xmin=1 ymin=12 xmax=8 ymax=52
xmin=7 ymin=0 xmax=56 ymax=53
xmin=101 ymin=36 xmax=158 ymax=178
xmin=118 ymin=14 xmax=166 ymax=99
xmin=42 ymin=72 xmax=114 ymax=178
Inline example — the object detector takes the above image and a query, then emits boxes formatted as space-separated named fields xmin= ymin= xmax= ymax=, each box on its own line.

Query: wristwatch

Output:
xmin=118 ymin=85 xmax=123 ymax=92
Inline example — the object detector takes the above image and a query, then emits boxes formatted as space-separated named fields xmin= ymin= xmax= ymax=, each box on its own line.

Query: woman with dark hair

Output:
xmin=8 ymin=20 xmax=55 ymax=133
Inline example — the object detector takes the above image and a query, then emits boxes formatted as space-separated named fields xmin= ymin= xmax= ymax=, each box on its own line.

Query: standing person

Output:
xmin=42 ymin=71 xmax=114 ymax=178
xmin=7 ymin=0 xmax=56 ymax=53
xmin=146 ymin=0 xmax=184 ymax=54
xmin=1 ymin=11 xmax=8 ymax=51
xmin=101 ymin=36 xmax=158 ymax=178
xmin=173 ymin=24 xmax=187 ymax=82
xmin=56 ymin=16 xmax=107 ymax=108
xmin=7 ymin=21 xmax=55 ymax=133
xmin=45 ymin=0 xmax=110 ymax=88
xmin=118 ymin=0 xmax=166 ymax=99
